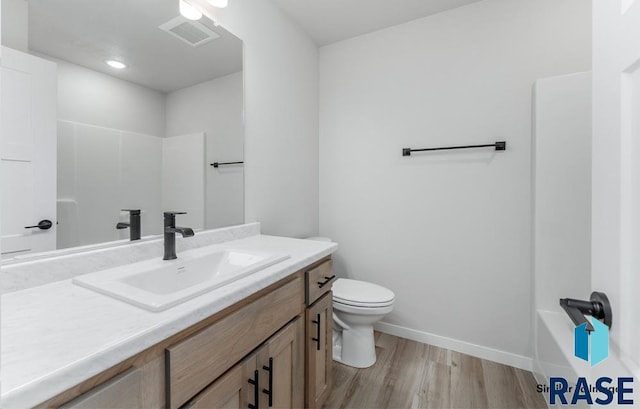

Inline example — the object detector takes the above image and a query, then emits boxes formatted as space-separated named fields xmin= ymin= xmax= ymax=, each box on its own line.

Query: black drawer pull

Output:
xmin=262 ymin=357 xmax=273 ymax=407
xmin=317 ymin=275 xmax=336 ymax=288
xmin=248 ymin=370 xmax=259 ymax=409
xmin=312 ymin=313 xmax=321 ymax=351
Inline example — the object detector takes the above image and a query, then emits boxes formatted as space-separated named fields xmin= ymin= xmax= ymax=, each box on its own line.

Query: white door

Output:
xmin=592 ymin=0 xmax=640 ymax=380
xmin=1 ymin=46 xmax=57 ymax=256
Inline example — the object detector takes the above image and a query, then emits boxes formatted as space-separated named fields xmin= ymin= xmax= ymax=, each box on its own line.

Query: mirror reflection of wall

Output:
xmin=0 ymin=0 xmax=244 ymax=255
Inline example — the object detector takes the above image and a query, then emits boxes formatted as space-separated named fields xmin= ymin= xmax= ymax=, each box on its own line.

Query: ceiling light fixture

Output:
xmin=179 ymin=0 xmax=203 ymax=20
xmin=209 ymin=0 xmax=228 ymax=8
xmin=106 ymin=60 xmax=127 ymax=69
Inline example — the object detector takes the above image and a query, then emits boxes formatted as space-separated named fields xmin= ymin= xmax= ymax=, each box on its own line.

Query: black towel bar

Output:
xmin=210 ymin=161 xmax=244 ymax=168
xmin=402 ymin=141 xmax=506 ymax=156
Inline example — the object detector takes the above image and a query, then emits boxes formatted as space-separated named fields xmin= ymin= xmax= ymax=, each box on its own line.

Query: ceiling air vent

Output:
xmin=159 ymin=16 xmax=220 ymax=47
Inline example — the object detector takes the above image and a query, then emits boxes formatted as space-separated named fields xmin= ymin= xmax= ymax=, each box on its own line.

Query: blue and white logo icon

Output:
xmin=574 ymin=317 xmax=609 ymax=367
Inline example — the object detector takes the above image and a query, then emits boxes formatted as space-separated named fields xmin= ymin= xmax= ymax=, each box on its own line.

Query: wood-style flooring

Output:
xmin=323 ymin=332 xmax=547 ymax=409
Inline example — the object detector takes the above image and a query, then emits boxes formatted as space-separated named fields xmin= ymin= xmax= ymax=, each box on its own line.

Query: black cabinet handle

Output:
xmin=248 ymin=370 xmax=259 ymax=409
xmin=317 ymin=275 xmax=336 ymax=289
xmin=24 ymin=219 xmax=53 ymax=230
xmin=262 ymin=357 xmax=273 ymax=407
xmin=312 ymin=313 xmax=321 ymax=351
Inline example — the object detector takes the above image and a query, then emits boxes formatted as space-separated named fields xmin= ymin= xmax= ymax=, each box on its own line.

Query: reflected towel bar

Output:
xmin=210 ymin=161 xmax=244 ymax=168
xmin=402 ymin=141 xmax=506 ymax=156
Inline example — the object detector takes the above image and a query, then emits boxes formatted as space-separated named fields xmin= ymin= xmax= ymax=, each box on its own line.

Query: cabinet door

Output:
xmin=305 ymin=292 xmax=333 ymax=409
xmin=185 ymin=354 xmax=258 ymax=409
xmin=258 ymin=318 xmax=304 ymax=409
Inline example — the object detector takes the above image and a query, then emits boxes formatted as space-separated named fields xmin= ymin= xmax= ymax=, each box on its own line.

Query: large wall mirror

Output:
xmin=1 ymin=0 xmax=244 ymax=259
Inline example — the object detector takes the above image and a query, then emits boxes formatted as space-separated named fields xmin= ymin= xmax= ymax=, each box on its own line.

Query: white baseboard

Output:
xmin=375 ymin=321 xmax=533 ymax=372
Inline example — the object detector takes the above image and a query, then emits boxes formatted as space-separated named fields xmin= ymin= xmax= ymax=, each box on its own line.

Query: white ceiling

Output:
xmin=28 ymin=0 xmax=243 ymax=93
xmin=272 ymin=0 xmax=483 ymax=46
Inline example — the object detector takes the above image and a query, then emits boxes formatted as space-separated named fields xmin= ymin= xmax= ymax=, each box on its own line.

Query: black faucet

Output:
xmin=163 ymin=211 xmax=195 ymax=260
xmin=116 ymin=209 xmax=141 ymax=241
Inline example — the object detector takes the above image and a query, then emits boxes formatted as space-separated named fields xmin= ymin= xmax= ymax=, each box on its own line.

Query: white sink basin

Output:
xmin=72 ymin=246 xmax=290 ymax=311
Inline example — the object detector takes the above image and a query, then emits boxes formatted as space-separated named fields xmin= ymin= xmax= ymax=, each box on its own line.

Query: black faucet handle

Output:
xmin=164 ymin=211 xmax=187 ymax=216
xmin=121 ymin=209 xmax=141 ymax=215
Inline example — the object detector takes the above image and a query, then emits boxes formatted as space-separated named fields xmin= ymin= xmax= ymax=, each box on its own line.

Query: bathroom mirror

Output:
xmin=0 ymin=0 xmax=244 ymax=259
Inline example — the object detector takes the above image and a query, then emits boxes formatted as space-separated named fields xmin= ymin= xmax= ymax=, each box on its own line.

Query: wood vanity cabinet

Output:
xmin=185 ymin=318 xmax=304 ymax=409
xmin=164 ymin=276 xmax=303 ymax=409
xmin=43 ymin=258 xmax=334 ymax=409
xmin=57 ymin=369 xmax=142 ymax=409
xmin=304 ymin=260 xmax=335 ymax=409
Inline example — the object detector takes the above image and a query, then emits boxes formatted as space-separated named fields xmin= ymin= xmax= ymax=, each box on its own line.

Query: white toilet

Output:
xmin=306 ymin=237 xmax=395 ymax=369
xmin=332 ymin=278 xmax=394 ymax=368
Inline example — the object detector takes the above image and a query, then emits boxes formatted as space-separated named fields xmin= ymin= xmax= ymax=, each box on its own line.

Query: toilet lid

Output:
xmin=332 ymin=278 xmax=395 ymax=307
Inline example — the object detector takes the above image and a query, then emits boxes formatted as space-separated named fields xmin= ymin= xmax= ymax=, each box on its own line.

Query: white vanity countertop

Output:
xmin=1 ymin=234 xmax=338 ymax=409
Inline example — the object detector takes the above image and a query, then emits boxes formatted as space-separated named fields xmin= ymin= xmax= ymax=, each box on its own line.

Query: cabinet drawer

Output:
xmin=165 ymin=276 xmax=304 ymax=409
xmin=59 ymin=368 xmax=141 ymax=409
xmin=305 ymin=260 xmax=335 ymax=305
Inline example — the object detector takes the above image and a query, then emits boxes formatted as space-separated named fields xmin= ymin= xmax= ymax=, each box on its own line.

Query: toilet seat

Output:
xmin=332 ymin=278 xmax=395 ymax=307
xmin=333 ymin=299 xmax=394 ymax=315
xmin=333 ymin=297 xmax=394 ymax=308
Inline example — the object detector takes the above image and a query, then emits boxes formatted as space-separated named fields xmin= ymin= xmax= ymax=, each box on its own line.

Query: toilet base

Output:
xmin=333 ymin=324 xmax=377 ymax=368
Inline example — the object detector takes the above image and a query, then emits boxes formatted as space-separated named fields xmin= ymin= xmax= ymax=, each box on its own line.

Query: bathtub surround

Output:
xmin=319 ymin=0 xmax=591 ymax=369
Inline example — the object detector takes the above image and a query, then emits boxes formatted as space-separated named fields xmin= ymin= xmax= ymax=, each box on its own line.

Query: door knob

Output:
xmin=24 ymin=219 xmax=53 ymax=230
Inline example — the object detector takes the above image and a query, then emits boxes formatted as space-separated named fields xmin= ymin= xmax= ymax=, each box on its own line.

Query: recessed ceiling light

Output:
xmin=209 ymin=0 xmax=228 ymax=8
xmin=106 ymin=60 xmax=127 ymax=69
xmin=179 ymin=0 xmax=203 ymax=20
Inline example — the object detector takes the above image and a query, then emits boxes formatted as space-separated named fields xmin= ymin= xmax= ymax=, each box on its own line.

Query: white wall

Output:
xmin=1 ymin=0 xmax=27 ymax=52
xmin=48 ymin=56 xmax=166 ymax=137
xmin=319 ymin=0 xmax=591 ymax=364
xmin=193 ymin=0 xmax=319 ymax=238
xmin=166 ymin=72 xmax=244 ymax=229
xmin=533 ymin=72 xmax=591 ymax=314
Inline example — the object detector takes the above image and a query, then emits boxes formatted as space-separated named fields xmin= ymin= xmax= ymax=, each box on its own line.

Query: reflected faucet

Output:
xmin=116 ymin=209 xmax=141 ymax=241
xmin=163 ymin=211 xmax=195 ymax=260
